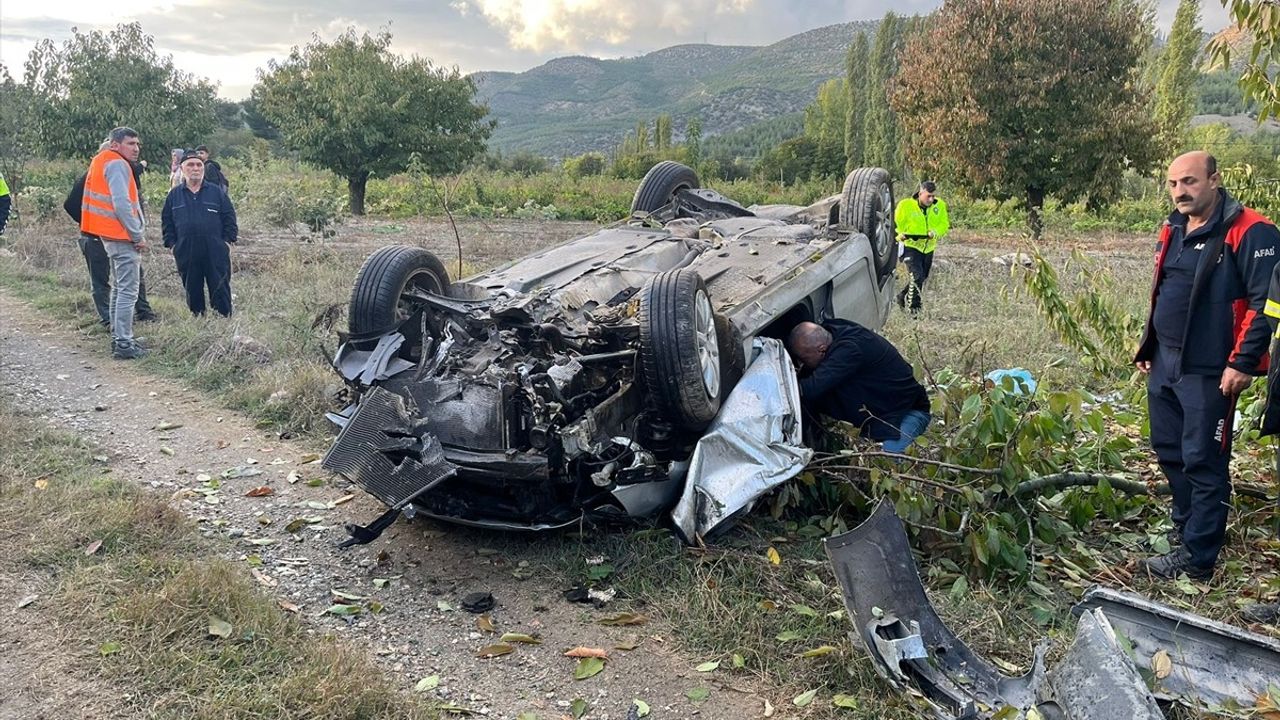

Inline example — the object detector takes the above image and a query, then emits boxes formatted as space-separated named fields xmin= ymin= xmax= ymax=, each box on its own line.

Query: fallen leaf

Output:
xmin=99 ymin=641 xmax=123 ymax=656
xmin=573 ymin=657 xmax=606 ymax=680
xmin=598 ymin=612 xmax=648 ymax=626
xmin=475 ymin=643 xmax=514 ymax=658
xmin=564 ymin=647 xmax=608 ymax=659
xmin=331 ymin=589 xmax=367 ymax=601
xmin=207 ymin=617 xmax=233 ymax=638
xmin=476 ymin=614 xmax=496 ymax=633
xmin=245 ymin=486 xmax=274 ymax=497
xmin=437 ymin=600 xmax=455 ymax=612
xmin=325 ymin=604 xmax=362 ymax=616
xmin=159 ymin=446 xmax=175 ymax=456
xmin=367 ymin=601 xmax=385 ymax=614
xmin=758 ymin=599 xmax=778 ymax=611
xmin=222 ymin=466 xmax=262 ymax=479
xmin=614 ymin=639 xmax=641 ymax=651
xmin=801 ymin=645 xmax=839 ymax=658
xmin=33 ymin=478 xmax=49 ymax=490
xmin=16 ymin=594 xmax=38 ymax=609
xmin=216 ymin=440 xmax=230 ymax=449
xmin=333 ymin=494 xmax=355 ymax=506
xmin=306 ymin=477 xmax=324 ymax=487
xmin=732 ymin=653 xmax=745 ymax=669
xmin=284 ymin=518 xmax=307 ymax=533
xmin=414 ymin=675 xmax=440 ymax=692
xmin=632 ymin=699 xmax=650 ymax=718
xmin=766 ymin=547 xmax=781 ymax=565
xmin=832 ymin=693 xmax=859 ymax=709
xmin=792 ymin=689 xmax=818 ymax=707
xmin=246 ymin=538 xmax=277 ymax=546
xmin=299 ymin=453 xmax=320 ymax=464
xmin=251 ymin=569 xmax=277 ymax=588
xmin=154 ymin=421 xmax=183 ymax=431
xmin=695 ymin=660 xmax=720 ymax=672
xmin=84 ymin=539 xmax=103 ymax=556
xmin=790 ymin=604 xmax=818 ymax=617
xmin=500 ymin=632 xmax=541 ymax=644
xmin=775 ymin=630 xmax=804 ymax=642
xmin=569 ymin=698 xmax=589 ymax=718
xmin=435 ymin=702 xmax=475 ymax=715
xmin=373 ymin=577 xmax=392 ymax=589
xmin=1152 ymin=649 xmax=1173 ymax=680
xmin=269 ymin=458 xmax=289 ymax=465
xmin=287 ymin=470 xmax=301 ymax=484
xmin=763 ymin=697 xmax=775 ymax=717
xmin=686 ymin=687 xmax=710 ymax=703
xmin=277 ymin=600 xmax=300 ymax=613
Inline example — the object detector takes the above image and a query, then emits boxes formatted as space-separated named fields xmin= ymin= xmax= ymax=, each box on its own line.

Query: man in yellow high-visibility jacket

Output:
xmin=0 ymin=173 xmax=11 ymax=235
xmin=894 ymin=181 xmax=950 ymax=313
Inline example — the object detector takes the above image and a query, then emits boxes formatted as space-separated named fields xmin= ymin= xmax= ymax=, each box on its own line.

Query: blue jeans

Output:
xmin=882 ymin=410 xmax=931 ymax=453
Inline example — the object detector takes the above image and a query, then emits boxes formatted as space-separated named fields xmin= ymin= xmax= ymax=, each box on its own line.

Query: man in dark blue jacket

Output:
xmin=1135 ymin=151 xmax=1280 ymax=581
xmin=161 ymin=150 xmax=238 ymax=316
xmin=788 ymin=319 xmax=931 ymax=452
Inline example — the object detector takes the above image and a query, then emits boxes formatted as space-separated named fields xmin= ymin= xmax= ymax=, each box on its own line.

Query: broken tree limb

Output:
xmin=1009 ymin=473 xmax=1273 ymax=501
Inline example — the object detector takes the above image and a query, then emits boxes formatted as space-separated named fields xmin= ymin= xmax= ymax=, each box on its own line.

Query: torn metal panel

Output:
xmin=322 ymin=386 xmax=457 ymax=507
xmin=1073 ymin=586 xmax=1280 ymax=709
xmin=1044 ymin=609 xmax=1164 ymax=720
xmin=334 ymin=332 xmax=414 ymax=385
xmin=672 ymin=338 xmax=812 ymax=542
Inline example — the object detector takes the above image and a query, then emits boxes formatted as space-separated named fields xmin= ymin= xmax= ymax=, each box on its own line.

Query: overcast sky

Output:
xmin=0 ymin=0 xmax=1230 ymax=100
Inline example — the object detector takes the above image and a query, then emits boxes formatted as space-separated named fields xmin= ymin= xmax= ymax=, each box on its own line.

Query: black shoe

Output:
xmin=135 ymin=311 xmax=159 ymax=322
xmin=1141 ymin=547 xmax=1213 ymax=580
xmin=1167 ymin=524 xmax=1185 ymax=547
xmin=112 ymin=341 xmax=148 ymax=360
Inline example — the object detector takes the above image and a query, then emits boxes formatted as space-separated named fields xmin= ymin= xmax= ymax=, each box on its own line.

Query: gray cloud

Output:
xmin=0 ymin=0 xmax=1234 ymax=98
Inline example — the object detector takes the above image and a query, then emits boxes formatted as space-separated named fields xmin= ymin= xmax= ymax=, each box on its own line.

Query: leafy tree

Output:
xmin=655 ymin=114 xmax=673 ymax=151
xmin=0 ymin=64 xmax=38 ymax=181
xmin=685 ymin=117 xmax=702 ymax=170
xmin=755 ymin=136 xmax=820 ymax=184
xmin=1208 ymin=1 xmax=1280 ymax=119
xmin=844 ymin=32 xmax=870 ymax=172
xmin=254 ymin=30 xmax=492 ymax=215
xmin=21 ymin=23 xmax=218 ymax=166
xmin=893 ymin=0 xmax=1158 ymax=238
xmin=802 ymin=78 xmax=849 ymax=179
xmin=1153 ymin=0 xmax=1202 ymax=159
xmin=863 ymin=13 xmax=902 ymax=171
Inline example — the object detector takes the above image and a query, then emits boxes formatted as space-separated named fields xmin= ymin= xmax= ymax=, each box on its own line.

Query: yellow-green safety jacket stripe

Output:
xmin=0 ymin=174 xmax=9 ymax=197
xmin=894 ymin=197 xmax=949 ymax=254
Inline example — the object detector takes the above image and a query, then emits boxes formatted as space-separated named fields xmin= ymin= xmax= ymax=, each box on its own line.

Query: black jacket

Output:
xmin=797 ymin=319 xmax=930 ymax=441
xmin=203 ymin=160 xmax=228 ymax=191
xmin=1135 ymin=189 xmax=1280 ymax=375
xmin=161 ymin=183 xmax=237 ymax=262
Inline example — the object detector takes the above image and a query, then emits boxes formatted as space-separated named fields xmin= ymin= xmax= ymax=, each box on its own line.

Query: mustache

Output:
xmin=1175 ymin=195 xmax=1193 ymax=204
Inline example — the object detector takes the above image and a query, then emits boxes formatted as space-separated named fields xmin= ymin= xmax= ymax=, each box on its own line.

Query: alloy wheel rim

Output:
xmin=694 ymin=290 xmax=721 ymax=399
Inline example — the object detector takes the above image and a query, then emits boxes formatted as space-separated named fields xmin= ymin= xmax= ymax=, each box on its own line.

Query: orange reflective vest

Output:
xmin=81 ymin=149 xmax=140 ymax=241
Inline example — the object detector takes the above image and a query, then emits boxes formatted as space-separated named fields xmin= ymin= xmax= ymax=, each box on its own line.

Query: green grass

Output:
xmin=0 ymin=402 xmax=439 ymax=720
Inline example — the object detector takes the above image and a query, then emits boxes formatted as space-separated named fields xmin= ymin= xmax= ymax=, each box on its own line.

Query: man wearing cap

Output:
xmin=161 ymin=150 xmax=238 ymax=316
xmin=195 ymin=145 xmax=228 ymax=192
xmin=894 ymin=181 xmax=950 ymax=313
xmin=81 ymin=127 xmax=148 ymax=360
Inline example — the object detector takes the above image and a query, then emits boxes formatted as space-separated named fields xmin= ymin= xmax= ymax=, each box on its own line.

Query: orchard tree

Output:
xmin=893 ymin=0 xmax=1158 ymax=238
xmin=1154 ymin=0 xmax=1202 ymax=159
xmin=803 ymin=78 xmax=849 ymax=179
xmin=22 ymin=23 xmax=218 ymax=165
xmin=1209 ymin=1 xmax=1280 ymax=119
xmin=255 ymin=30 xmax=492 ymax=215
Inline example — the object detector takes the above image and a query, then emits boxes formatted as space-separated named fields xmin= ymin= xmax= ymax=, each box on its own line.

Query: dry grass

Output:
xmin=0 ymin=403 xmax=439 ymax=720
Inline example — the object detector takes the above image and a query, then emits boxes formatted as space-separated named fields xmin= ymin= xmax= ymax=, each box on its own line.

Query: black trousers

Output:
xmin=78 ymin=235 xmax=152 ymax=325
xmin=1147 ymin=343 xmax=1235 ymax=568
xmin=176 ymin=252 xmax=233 ymax=317
xmin=897 ymin=247 xmax=934 ymax=311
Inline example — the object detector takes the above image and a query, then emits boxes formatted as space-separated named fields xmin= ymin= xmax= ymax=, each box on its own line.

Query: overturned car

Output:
xmin=322 ymin=162 xmax=897 ymax=538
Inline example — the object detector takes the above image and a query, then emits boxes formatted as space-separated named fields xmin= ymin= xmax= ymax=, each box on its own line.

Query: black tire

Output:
xmin=631 ymin=161 xmax=699 ymax=214
xmin=348 ymin=245 xmax=449 ymax=350
xmin=840 ymin=167 xmax=896 ymax=281
xmin=639 ymin=269 xmax=723 ymax=431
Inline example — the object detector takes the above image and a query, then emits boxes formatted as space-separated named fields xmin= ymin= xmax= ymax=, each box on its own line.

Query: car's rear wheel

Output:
xmin=639 ymin=269 xmax=722 ymax=431
xmin=631 ymin=161 xmax=700 ymax=214
xmin=840 ymin=167 xmax=896 ymax=281
xmin=349 ymin=245 xmax=449 ymax=350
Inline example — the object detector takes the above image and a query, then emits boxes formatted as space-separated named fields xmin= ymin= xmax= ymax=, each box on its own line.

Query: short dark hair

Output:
xmin=109 ymin=127 xmax=139 ymax=143
xmin=195 ymin=144 xmax=209 ymax=153
xmin=920 ymin=181 xmax=938 ymax=194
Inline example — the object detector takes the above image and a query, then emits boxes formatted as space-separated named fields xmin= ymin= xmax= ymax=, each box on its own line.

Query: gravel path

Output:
xmin=0 ymin=290 xmax=768 ymax=720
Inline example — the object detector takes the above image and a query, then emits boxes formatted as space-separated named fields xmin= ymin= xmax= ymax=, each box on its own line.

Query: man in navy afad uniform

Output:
xmin=161 ymin=149 xmax=238 ymax=316
xmin=1135 ymin=151 xmax=1280 ymax=581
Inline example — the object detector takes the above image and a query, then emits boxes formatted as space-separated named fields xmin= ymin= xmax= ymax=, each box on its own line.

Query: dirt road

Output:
xmin=0 ymin=290 xmax=767 ymax=719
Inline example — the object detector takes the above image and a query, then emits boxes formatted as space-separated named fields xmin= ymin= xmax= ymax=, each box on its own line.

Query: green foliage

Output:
xmin=893 ymin=0 xmax=1159 ymax=236
xmin=14 ymin=186 xmax=66 ymax=223
xmin=1208 ymin=1 xmax=1280 ymax=119
xmin=1195 ymin=69 xmax=1255 ymax=115
xmin=254 ymin=29 xmax=492 ymax=215
xmin=802 ymin=78 xmax=849 ymax=180
xmin=863 ymin=13 xmax=903 ymax=172
xmin=562 ymin=153 xmax=607 ymax=179
xmin=20 ymin=23 xmax=218 ymax=168
xmin=844 ymin=33 xmax=870 ymax=172
xmin=1221 ymin=163 xmax=1280 ymax=220
xmin=1153 ymin=0 xmax=1202 ymax=159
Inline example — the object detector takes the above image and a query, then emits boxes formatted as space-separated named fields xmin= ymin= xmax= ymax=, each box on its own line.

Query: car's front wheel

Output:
xmin=840 ymin=167 xmax=896 ymax=281
xmin=639 ymin=269 xmax=723 ymax=431
xmin=631 ymin=161 xmax=700 ymax=215
xmin=348 ymin=245 xmax=449 ymax=351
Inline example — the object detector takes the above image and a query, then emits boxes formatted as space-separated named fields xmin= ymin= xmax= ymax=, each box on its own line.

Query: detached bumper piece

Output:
xmin=825 ymin=501 xmax=1165 ymax=720
xmin=323 ymin=385 xmax=457 ymax=510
